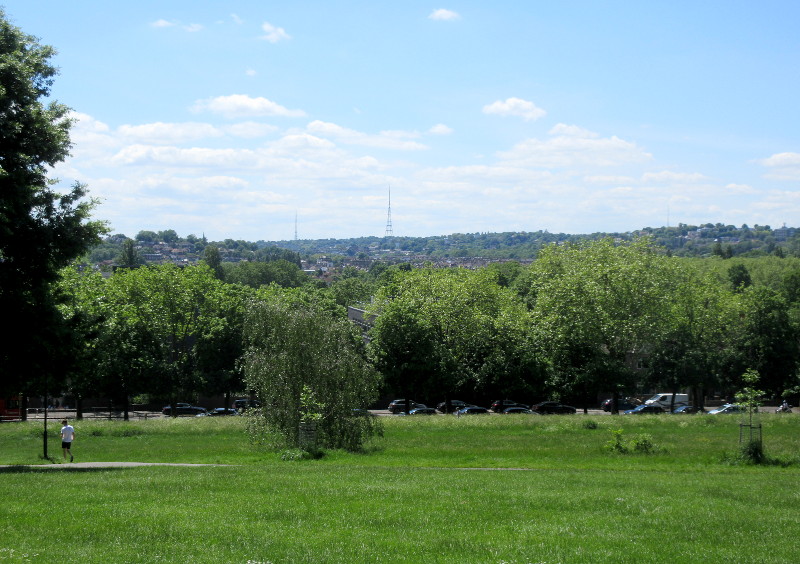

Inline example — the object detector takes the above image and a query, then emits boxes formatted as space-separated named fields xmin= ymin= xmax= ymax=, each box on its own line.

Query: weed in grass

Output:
xmin=279 ymin=448 xmax=325 ymax=461
xmin=605 ymin=429 xmax=660 ymax=454
xmin=582 ymin=419 xmax=599 ymax=430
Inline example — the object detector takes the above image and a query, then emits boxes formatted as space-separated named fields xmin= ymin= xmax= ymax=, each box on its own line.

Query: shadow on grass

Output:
xmin=0 ymin=466 xmax=130 ymax=474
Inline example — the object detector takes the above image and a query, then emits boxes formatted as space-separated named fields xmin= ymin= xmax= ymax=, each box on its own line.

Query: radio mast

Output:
xmin=384 ymin=185 xmax=393 ymax=237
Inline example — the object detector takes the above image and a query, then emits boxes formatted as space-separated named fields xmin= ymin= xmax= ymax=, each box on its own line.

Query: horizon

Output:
xmin=8 ymin=1 xmax=800 ymax=241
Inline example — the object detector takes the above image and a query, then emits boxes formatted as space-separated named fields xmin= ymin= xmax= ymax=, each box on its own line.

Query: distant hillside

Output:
xmin=87 ymin=223 xmax=799 ymax=266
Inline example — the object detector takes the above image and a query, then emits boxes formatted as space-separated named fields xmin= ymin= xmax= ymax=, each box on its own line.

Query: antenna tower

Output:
xmin=384 ymin=185 xmax=393 ymax=237
xmin=294 ymin=211 xmax=298 ymax=241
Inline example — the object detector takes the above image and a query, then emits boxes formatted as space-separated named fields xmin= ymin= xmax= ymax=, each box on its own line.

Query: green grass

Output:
xmin=1 ymin=414 xmax=799 ymax=563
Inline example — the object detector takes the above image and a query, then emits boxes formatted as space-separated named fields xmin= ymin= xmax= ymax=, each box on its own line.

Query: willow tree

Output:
xmin=243 ymin=295 xmax=382 ymax=452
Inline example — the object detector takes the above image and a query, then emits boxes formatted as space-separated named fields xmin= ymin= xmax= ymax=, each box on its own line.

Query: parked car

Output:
xmin=456 ymin=406 xmax=490 ymax=415
xmin=162 ymin=403 xmax=207 ymax=416
xmin=531 ymin=401 xmax=577 ymax=415
xmin=409 ymin=407 xmax=437 ymax=415
xmin=601 ymin=398 xmax=639 ymax=412
xmin=490 ymin=399 xmax=529 ymax=413
xmin=672 ymin=405 xmax=704 ymax=414
xmin=708 ymin=404 xmax=745 ymax=415
xmin=503 ymin=407 xmax=535 ymax=414
xmin=232 ymin=399 xmax=261 ymax=411
xmin=435 ymin=400 xmax=476 ymax=413
xmin=387 ymin=399 xmax=426 ymax=414
xmin=623 ymin=404 xmax=664 ymax=415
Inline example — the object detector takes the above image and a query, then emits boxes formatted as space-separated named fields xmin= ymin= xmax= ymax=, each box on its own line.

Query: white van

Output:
xmin=644 ymin=393 xmax=689 ymax=410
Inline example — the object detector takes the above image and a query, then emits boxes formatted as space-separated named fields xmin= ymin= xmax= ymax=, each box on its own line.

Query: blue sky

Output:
xmin=7 ymin=1 xmax=800 ymax=241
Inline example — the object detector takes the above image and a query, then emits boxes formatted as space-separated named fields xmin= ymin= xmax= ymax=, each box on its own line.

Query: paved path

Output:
xmin=0 ymin=461 xmax=233 ymax=469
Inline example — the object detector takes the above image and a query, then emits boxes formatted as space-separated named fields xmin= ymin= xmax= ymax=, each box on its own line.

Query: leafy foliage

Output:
xmin=243 ymin=296 xmax=382 ymax=451
xmin=0 ymin=11 xmax=106 ymax=393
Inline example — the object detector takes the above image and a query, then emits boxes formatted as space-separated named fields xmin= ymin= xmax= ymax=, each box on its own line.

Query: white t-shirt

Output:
xmin=61 ymin=425 xmax=75 ymax=442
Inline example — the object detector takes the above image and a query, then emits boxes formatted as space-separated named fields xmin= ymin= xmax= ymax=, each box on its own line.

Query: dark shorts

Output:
xmin=62 ymin=441 xmax=72 ymax=449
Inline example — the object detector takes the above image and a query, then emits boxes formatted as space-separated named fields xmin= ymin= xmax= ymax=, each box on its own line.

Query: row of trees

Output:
xmin=366 ymin=239 xmax=800 ymax=409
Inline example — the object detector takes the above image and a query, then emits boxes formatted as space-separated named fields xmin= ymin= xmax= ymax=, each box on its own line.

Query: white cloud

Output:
xmin=261 ymin=21 xmax=290 ymax=43
xmin=642 ymin=171 xmax=707 ymax=183
xmin=118 ymin=122 xmax=223 ymax=144
xmin=483 ymin=97 xmax=546 ymax=121
xmin=429 ymin=9 xmax=461 ymax=21
xmin=191 ymin=95 xmax=306 ymax=118
xmin=498 ymin=127 xmax=651 ymax=168
xmin=725 ymin=183 xmax=757 ymax=194
xmin=231 ymin=14 xmax=244 ymax=25
xmin=306 ymin=120 xmax=428 ymax=150
xmin=150 ymin=19 xmax=175 ymax=28
xmin=428 ymin=123 xmax=453 ymax=135
xmin=759 ymin=152 xmax=800 ymax=180
xmin=245 ymin=69 xmax=257 ymax=77
xmin=183 ymin=23 xmax=204 ymax=33
xmin=549 ymin=123 xmax=597 ymax=138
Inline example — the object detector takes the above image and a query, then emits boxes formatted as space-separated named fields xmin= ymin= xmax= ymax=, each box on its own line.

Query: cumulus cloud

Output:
xmin=549 ymin=123 xmax=597 ymax=138
xmin=306 ymin=120 xmax=428 ymax=150
xmin=759 ymin=152 xmax=800 ymax=180
xmin=497 ymin=126 xmax=651 ymax=168
xmin=483 ymin=97 xmax=546 ymax=121
xmin=150 ymin=19 xmax=202 ymax=32
xmin=642 ymin=171 xmax=707 ymax=183
xmin=191 ymin=95 xmax=306 ymax=118
xmin=261 ymin=21 xmax=290 ymax=43
xmin=118 ymin=122 xmax=223 ymax=144
xmin=429 ymin=9 xmax=461 ymax=21
xmin=428 ymin=123 xmax=453 ymax=135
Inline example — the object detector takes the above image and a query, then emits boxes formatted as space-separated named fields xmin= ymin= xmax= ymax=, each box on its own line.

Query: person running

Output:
xmin=60 ymin=419 xmax=75 ymax=462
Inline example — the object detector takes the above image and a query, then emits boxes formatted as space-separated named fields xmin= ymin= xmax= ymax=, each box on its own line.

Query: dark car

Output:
xmin=162 ymin=403 xmax=207 ymax=416
xmin=409 ymin=407 xmax=437 ymax=415
xmin=388 ymin=399 xmax=426 ymax=414
xmin=490 ymin=399 xmax=529 ymax=413
xmin=435 ymin=400 xmax=475 ymax=413
xmin=232 ymin=399 xmax=261 ymax=411
xmin=531 ymin=401 xmax=577 ymax=415
xmin=456 ymin=406 xmax=490 ymax=415
xmin=672 ymin=405 xmax=704 ymax=414
xmin=623 ymin=404 xmax=664 ymax=415
xmin=503 ymin=407 xmax=535 ymax=414
xmin=601 ymin=398 xmax=639 ymax=412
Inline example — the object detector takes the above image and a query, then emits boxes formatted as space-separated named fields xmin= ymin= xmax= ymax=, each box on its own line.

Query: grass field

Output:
xmin=1 ymin=414 xmax=799 ymax=563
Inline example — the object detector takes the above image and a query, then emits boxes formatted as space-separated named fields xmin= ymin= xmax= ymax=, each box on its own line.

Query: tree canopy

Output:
xmin=0 ymin=11 xmax=105 ymax=393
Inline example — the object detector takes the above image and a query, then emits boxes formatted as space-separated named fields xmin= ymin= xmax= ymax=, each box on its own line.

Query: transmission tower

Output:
xmin=294 ymin=211 xmax=298 ymax=241
xmin=384 ymin=185 xmax=393 ymax=237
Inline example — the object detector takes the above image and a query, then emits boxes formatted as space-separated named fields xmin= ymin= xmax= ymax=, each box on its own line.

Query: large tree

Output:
xmin=0 ymin=11 xmax=106 ymax=395
xmin=367 ymin=267 xmax=539 ymax=405
xmin=517 ymin=239 xmax=678 ymax=408
xmin=243 ymin=295 xmax=382 ymax=452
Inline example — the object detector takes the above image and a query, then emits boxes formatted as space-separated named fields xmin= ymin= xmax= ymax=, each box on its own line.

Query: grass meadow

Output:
xmin=1 ymin=413 xmax=799 ymax=563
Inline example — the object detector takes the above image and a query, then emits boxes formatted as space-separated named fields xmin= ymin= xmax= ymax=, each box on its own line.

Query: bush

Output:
xmin=605 ymin=429 xmax=659 ymax=455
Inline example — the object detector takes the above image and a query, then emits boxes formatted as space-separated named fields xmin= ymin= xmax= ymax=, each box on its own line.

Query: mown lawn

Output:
xmin=1 ymin=414 xmax=798 ymax=563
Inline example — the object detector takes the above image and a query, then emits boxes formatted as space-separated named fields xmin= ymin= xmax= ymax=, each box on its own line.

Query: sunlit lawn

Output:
xmin=1 ymin=414 xmax=798 ymax=563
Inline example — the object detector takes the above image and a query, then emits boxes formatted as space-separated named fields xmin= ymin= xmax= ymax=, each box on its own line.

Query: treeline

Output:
xmin=9 ymin=238 xmax=795 ymax=423
xmin=86 ymin=223 xmax=799 ymax=266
